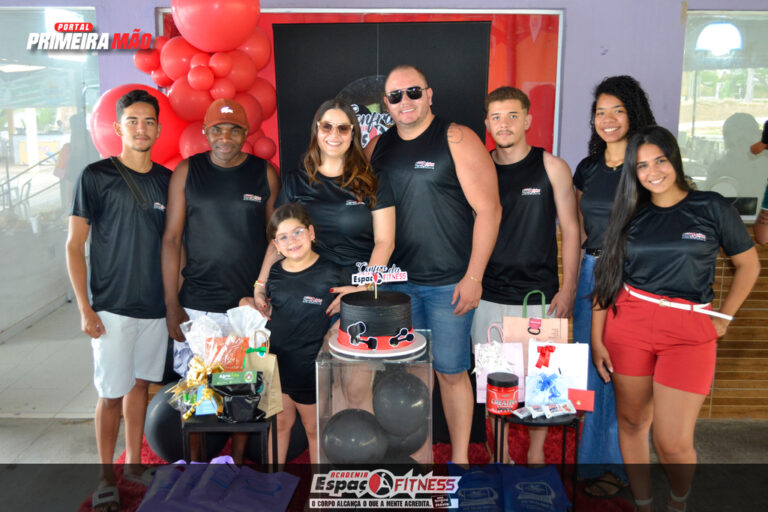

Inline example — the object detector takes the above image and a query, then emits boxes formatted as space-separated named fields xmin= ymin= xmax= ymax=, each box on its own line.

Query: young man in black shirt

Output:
xmin=66 ymin=90 xmax=172 ymax=511
xmin=471 ymin=87 xmax=580 ymax=463
xmin=161 ymin=98 xmax=280 ymax=463
xmin=366 ymin=65 xmax=501 ymax=464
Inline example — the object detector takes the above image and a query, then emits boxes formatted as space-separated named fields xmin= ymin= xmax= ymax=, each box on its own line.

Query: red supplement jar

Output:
xmin=486 ymin=372 xmax=519 ymax=415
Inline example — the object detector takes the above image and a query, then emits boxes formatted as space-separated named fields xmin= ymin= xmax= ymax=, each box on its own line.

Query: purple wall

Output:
xmin=4 ymin=0 xmax=766 ymax=168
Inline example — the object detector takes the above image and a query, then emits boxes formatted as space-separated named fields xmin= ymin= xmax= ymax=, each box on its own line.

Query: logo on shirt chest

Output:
xmin=243 ymin=194 xmax=263 ymax=203
xmin=302 ymin=296 xmax=323 ymax=305
xmin=414 ymin=160 xmax=435 ymax=170
xmin=681 ymin=232 xmax=707 ymax=241
xmin=345 ymin=200 xmax=365 ymax=206
xmin=153 ymin=202 xmax=166 ymax=211
xmin=521 ymin=187 xmax=541 ymax=196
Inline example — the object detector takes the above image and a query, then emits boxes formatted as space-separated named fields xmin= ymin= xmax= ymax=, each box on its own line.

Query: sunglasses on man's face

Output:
xmin=317 ymin=121 xmax=353 ymax=136
xmin=385 ymin=86 xmax=428 ymax=104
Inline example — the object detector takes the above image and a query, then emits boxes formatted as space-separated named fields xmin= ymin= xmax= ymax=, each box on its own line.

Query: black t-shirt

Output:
xmin=71 ymin=158 xmax=171 ymax=318
xmin=266 ymin=256 xmax=347 ymax=392
xmin=371 ymin=117 xmax=473 ymax=285
xmin=624 ymin=191 xmax=754 ymax=303
xmin=573 ymin=155 xmax=622 ymax=250
xmin=275 ymin=165 xmax=394 ymax=273
xmin=179 ymin=152 xmax=270 ymax=313
xmin=483 ymin=147 xmax=558 ymax=304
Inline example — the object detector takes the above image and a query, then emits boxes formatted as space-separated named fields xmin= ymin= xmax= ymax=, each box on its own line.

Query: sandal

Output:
xmin=581 ymin=475 xmax=628 ymax=499
xmin=634 ymin=496 xmax=653 ymax=511
xmin=91 ymin=485 xmax=120 ymax=512
xmin=667 ymin=488 xmax=690 ymax=512
xmin=122 ymin=466 xmax=156 ymax=487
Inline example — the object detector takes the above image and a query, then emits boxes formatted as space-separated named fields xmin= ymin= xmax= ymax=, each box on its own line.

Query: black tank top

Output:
xmin=180 ymin=152 xmax=269 ymax=312
xmin=371 ymin=117 xmax=473 ymax=285
xmin=482 ymin=147 xmax=558 ymax=304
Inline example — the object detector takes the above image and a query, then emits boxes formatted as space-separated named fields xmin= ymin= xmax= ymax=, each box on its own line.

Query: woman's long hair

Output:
xmin=303 ymin=98 xmax=378 ymax=207
xmin=592 ymin=126 xmax=691 ymax=309
xmin=588 ymin=75 xmax=656 ymax=157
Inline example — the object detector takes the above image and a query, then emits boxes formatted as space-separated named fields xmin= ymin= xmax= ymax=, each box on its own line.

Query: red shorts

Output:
xmin=603 ymin=285 xmax=718 ymax=395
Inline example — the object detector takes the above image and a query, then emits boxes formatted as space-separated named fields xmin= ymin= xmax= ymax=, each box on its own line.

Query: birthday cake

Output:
xmin=337 ymin=291 xmax=415 ymax=353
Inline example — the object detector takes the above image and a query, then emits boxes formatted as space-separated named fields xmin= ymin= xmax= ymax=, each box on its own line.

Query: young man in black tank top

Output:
xmin=161 ymin=98 xmax=280 ymax=463
xmin=366 ymin=65 xmax=501 ymax=464
xmin=67 ymin=90 xmax=171 ymax=511
xmin=471 ymin=87 xmax=580 ymax=464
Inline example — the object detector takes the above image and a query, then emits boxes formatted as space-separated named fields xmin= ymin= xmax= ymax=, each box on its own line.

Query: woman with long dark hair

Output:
xmin=252 ymin=98 xmax=395 ymax=307
xmin=591 ymin=126 xmax=759 ymax=511
xmin=572 ymin=75 xmax=656 ymax=497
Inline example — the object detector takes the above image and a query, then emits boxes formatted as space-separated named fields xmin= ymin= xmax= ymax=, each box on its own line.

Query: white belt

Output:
xmin=623 ymin=285 xmax=733 ymax=321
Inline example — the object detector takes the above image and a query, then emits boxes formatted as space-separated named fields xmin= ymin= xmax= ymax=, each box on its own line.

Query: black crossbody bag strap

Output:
xmin=111 ymin=156 xmax=150 ymax=211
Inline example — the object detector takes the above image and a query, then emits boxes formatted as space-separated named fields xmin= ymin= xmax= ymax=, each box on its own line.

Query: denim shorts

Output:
xmin=389 ymin=282 xmax=474 ymax=374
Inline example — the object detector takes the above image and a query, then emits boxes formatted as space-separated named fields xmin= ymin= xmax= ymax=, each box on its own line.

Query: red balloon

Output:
xmin=171 ymin=0 xmax=261 ymax=53
xmin=247 ymin=78 xmax=276 ymax=120
xmin=163 ymin=153 xmax=183 ymax=171
xmin=237 ymin=28 xmax=271 ymax=70
xmin=160 ymin=36 xmax=199 ymax=81
xmin=226 ymin=50 xmax=257 ymax=91
xmin=134 ymin=48 xmax=160 ymax=74
xmin=188 ymin=66 xmax=214 ymax=91
xmin=178 ymin=121 xmax=210 ymax=159
xmin=154 ymin=35 xmax=170 ymax=52
xmin=209 ymin=78 xmax=236 ymax=100
xmin=209 ymin=52 xmax=232 ymax=78
xmin=242 ymin=140 xmax=254 ymax=155
xmin=252 ymin=136 xmax=276 ymax=160
xmin=168 ymin=76 xmax=213 ymax=122
xmin=233 ymin=92 xmax=263 ymax=133
xmin=151 ymin=67 xmax=173 ymax=88
xmin=190 ymin=53 xmax=210 ymax=68
xmin=246 ymin=129 xmax=264 ymax=146
xmin=89 ymin=83 xmax=187 ymax=164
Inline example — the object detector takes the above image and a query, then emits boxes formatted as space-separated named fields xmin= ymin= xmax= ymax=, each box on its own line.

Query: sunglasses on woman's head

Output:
xmin=385 ymin=86 xmax=428 ymax=104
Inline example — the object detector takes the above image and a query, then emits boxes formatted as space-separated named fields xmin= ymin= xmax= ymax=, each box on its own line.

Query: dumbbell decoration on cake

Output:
xmin=331 ymin=262 xmax=427 ymax=358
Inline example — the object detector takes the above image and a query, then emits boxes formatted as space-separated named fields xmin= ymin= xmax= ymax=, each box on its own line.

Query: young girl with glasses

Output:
xmin=264 ymin=202 xmax=347 ymax=465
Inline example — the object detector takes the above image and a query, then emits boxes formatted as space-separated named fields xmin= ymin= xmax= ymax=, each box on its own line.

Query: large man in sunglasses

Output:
xmin=161 ymin=98 xmax=280 ymax=461
xmin=366 ymin=65 xmax=501 ymax=464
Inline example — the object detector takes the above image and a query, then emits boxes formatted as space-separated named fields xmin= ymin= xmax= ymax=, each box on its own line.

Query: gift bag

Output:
xmin=243 ymin=336 xmax=283 ymax=417
xmin=209 ymin=370 xmax=265 ymax=423
xmin=527 ymin=340 xmax=589 ymax=406
xmin=474 ymin=323 xmax=525 ymax=404
xmin=502 ymin=290 xmax=568 ymax=381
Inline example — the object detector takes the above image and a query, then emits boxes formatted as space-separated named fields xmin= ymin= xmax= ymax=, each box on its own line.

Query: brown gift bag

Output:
xmin=502 ymin=290 xmax=569 ymax=372
xmin=243 ymin=334 xmax=283 ymax=417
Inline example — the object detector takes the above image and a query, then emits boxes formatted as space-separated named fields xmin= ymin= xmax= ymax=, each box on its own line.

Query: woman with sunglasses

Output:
xmin=572 ymin=75 xmax=657 ymax=498
xmin=591 ymin=125 xmax=759 ymax=511
xmin=253 ymin=98 xmax=395 ymax=320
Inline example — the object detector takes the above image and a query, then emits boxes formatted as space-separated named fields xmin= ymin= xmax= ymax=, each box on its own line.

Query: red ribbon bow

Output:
xmin=535 ymin=345 xmax=556 ymax=369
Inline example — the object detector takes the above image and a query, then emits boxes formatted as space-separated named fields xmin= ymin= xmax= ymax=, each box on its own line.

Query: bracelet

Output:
xmin=466 ymin=274 xmax=480 ymax=283
xmin=253 ymin=280 xmax=265 ymax=288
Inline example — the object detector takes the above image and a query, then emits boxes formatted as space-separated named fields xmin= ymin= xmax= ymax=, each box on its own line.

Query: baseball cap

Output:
xmin=204 ymin=98 xmax=249 ymax=133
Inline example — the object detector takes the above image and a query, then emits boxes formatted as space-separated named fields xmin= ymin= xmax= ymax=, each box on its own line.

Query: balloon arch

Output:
xmin=90 ymin=0 xmax=277 ymax=169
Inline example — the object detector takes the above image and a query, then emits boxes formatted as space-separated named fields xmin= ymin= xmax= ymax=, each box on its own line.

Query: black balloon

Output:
xmin=321 ymin=409 xmax=388 ymax=464
xmin=144 ymin=382 xmax=228 ymax=462
xmin=373 ymin=372 xmax=429 ymax=436
xmin=385 ymin=420 xmax=429 ymax=455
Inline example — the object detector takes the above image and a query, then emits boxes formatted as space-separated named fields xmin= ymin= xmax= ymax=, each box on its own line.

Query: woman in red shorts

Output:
xmin=591 ymin=125 xmax=759 ymax=512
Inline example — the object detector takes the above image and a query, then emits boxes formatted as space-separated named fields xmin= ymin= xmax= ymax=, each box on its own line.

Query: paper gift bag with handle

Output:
xmin=474 ymin=323 xmax=525 ymax=403
xmin=243 ymin=333 xmax=283 ymax=417
xmin=502 ymin=289 xmax=568 ymax=373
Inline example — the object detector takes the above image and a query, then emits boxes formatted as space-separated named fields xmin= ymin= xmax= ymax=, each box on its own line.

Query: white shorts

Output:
xmin=470 ymin=299 xmax=551 ymax=348
xmin=91 ymin=311 xmax=168 ymax=398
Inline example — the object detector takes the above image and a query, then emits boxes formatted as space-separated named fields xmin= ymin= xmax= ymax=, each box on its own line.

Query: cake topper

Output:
xmin=351 ymin=262 xmax=408 ymax=299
